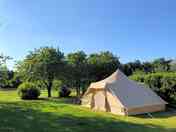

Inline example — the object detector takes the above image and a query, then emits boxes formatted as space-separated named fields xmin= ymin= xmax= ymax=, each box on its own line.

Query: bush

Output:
xmin=59 ymin=85 xmax=71 ymax=97
xmin=18 ymin=82 xmax=40 ymax=99
xmin=130 ymin=72 xmax=176 ymax=104
xmin=52 ymin=80 xmax=63 ymax=90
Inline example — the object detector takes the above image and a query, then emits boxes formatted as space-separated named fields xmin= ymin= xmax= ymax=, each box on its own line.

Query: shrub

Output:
xmin=52 ymin=80 xmax=63 ymax=90
xmin=18 ymin=82 xmax=40 ymax=99
xmin=59 ymin=85 xmax=71 ymax=97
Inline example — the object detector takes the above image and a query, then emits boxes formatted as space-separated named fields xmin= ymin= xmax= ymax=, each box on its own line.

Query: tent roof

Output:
xmin=88 ymin=69 xmax=167 ymax=109
xmin=89 ymin=70 xmax=122 ymax=89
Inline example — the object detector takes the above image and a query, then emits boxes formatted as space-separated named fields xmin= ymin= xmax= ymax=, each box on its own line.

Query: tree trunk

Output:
xmin=76 ymin=81 xmax=81 ymax=97
xmin=76 ymin=87 xmax=79 ymax=97
xmin=78 ymin=87 xmax=80 ymax=97
xmin=47 ymin=81 xmax=52 ymax=97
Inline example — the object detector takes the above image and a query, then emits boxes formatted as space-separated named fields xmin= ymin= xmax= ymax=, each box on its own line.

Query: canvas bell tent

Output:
xmin=82 ymin=69 xmax=167 ymax=115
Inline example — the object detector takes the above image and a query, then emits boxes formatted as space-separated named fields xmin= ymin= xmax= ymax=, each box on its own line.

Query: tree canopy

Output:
xmin=0 ymin=53 xmax=11 ymax=66
xmin=1 ymin=47 xmax=175 ymax=100
xmin=87 ymin=51 xmax=121 ymax=81
xmin=66 ymin=51 xmax=88 ymax=96
xmin=16 ymin=47 xmax=65 ymax=97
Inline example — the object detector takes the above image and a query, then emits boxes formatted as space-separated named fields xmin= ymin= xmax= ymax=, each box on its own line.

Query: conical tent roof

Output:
xmin=88 ymin=69 xmax=167 ymax=109
xmin=89 ymin=70 xmax=119 ymax=89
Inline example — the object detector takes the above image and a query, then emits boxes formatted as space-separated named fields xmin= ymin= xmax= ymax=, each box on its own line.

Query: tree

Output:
xmin=152 ymin=58 xmax=171 ymax=72
xmin=0 ymin=53 xmax=13 ymax=88
xmin=66 ymin=51 xmax=88 ymax=97
xmin=122 ymin=60 xmax=144 ymax=76
xmin=0 ymin=66 xmax=9 ymax=88
xmin=87 ymin=51 xmax=121 ymax=81
xmin=16 ymin=47 xmax=64 ymax=97
xmin=122 ymin=63 xmax=133 ymax=76
xmin=0 ymin=53 xmax=11 ymax=66
xmin=142 ymin=62 xmax=154 ymax=73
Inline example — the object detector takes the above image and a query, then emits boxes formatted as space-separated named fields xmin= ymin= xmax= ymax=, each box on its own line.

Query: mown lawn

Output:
xmin=0 ymin=89 xmax=175 ymax=132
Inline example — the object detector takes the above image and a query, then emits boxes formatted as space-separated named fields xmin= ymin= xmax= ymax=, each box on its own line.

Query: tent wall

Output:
xmin=82 ymin=90 xmax=126 ymax=115
xmin=82 ymin=92 xmax=166 ymax=115
xmin=93 ymin=91 xmax=106 ymax=111
xmin=106 ymin=91 xmax=125 ymax=115
xmin=127 ymin=104 xmax=166 ymax=115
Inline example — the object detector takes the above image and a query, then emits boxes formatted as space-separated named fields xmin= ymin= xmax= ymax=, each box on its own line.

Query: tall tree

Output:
xmin=66 ymin=51 xmax=88 ymax=97
xmin=0 ymin=53 xmax=12 ymax=88
xmin=121 ymin=63 xmax=133 ymax=76
xmin=16 ymin=47 xmax=64 ymax=97
xmin=0 ymin=66 xmax=9 ymax=88
xmin=122 ymin=60 xmax=144 ymax=76
xmin=88 ymin=51 xmax=121 ymax=81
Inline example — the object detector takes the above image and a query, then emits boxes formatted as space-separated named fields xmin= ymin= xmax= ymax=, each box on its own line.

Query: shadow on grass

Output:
xmin=39 ymin=96 xmax=80 ymax=105
xmin=0 ymin=101 xmax=175 ymax=132
xmin=135 ymin=107 xmax=176 ymax=119
xmin=40 ymin=97 xmax=176 ymax=119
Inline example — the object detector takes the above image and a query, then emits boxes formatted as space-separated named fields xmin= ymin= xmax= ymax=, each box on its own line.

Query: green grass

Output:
xmin=0 ymin=90 xmax=175 ymax=132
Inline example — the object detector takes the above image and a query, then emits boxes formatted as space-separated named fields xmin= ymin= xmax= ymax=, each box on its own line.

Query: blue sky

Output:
xmin=0 ymin=0 xmax=176 ymax=69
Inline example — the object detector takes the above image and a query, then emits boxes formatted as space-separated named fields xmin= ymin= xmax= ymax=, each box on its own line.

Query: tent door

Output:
xmin=93 ymin=91 xmax=106 ymax=111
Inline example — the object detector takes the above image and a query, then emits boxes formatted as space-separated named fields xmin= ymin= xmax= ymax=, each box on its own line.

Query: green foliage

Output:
xmin=0 ymin=66 xmax=21 ymax=88
xmin=16 ymin=47 xmax=65 ymax=97
xmin=65 ymin=51 xmax=120 ymax=97
xmin=0 ymin=54 xmax=13 ymax=88
xmin=52 ymin=80 xmax=63 ymax=90
xmin=130 ymin=72 xmax=176 ymax=104
xmin=122 ymin=58 xmax=173 ymax=76
xmin=152 ymin=58 xmax=171 ymax=72
xmin=0 ymin=53 xmax=11 ymax=66
xmin=0 ymin=66 xmax=9 ymax=88
xmin=121 ymin=60 xmax=144 ymax=76
xmin=87 ymin=51 xmax=120 ymax=81
xmin=66 ymin=51 xmax=88 ymax=96
xmin=14 ymin=46 xmax=175 ymax=100
xmin=18 ymin=82 xmax=40 ymax=99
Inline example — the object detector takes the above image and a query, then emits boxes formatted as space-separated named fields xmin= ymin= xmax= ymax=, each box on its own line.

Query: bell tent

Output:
xmin=82 ymin=69 xmax=167 ymax=115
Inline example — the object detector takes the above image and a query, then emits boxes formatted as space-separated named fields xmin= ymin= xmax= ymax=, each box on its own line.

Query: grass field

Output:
xmin=0 ymin=89 xmax=175 ymax=132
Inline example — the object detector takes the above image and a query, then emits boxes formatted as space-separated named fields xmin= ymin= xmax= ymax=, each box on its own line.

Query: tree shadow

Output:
xmin=0 ymin=101 xmax=175 ymax=132
xmin=38 ymin=96 xmax=80 ymax=105
xmin=38 ymin=97 xmax=176 ymax=119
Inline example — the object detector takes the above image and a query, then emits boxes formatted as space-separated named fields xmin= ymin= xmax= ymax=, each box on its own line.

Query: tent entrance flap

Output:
xmin=92 ymin=91 xmax=106 ymax=111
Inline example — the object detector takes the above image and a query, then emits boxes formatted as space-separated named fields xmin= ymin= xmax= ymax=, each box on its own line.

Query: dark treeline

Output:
xmin=0 ymin=47 xmax=176 ymax=99
xmin=122 ymin=58 xmax=174 ymax=76
xmin=0 ymin=54 xmax=21 ymax=88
